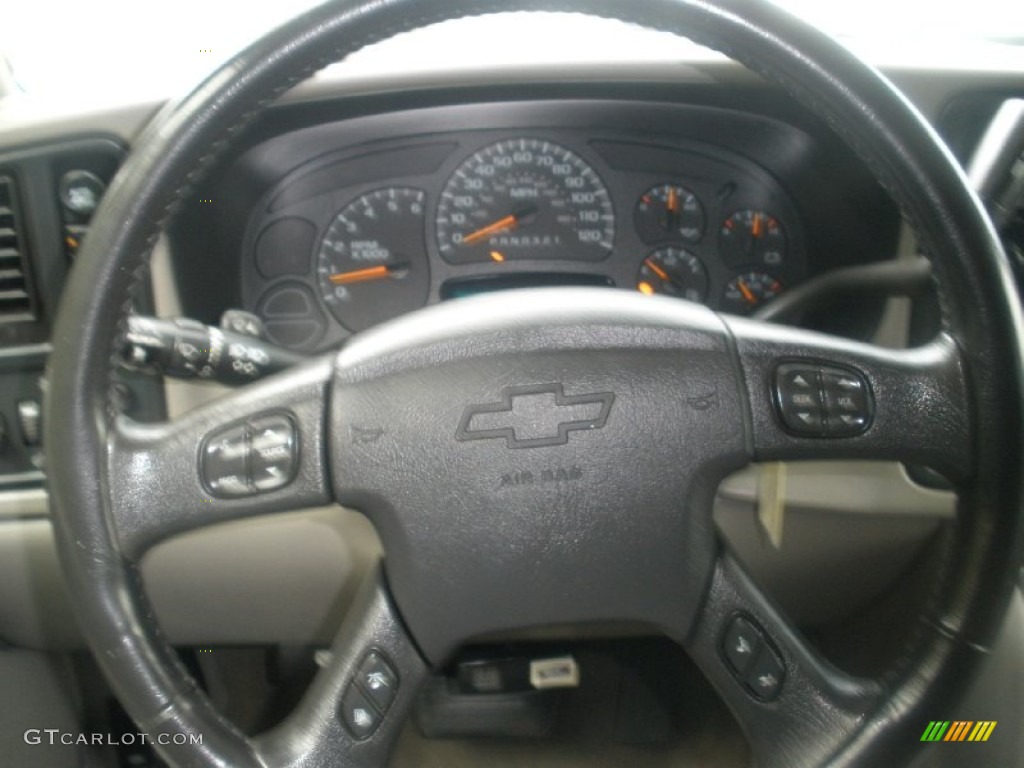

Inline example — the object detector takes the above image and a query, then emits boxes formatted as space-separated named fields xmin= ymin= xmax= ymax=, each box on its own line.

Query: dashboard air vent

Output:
xmin=0 ymin=175 xmax=37 ymax=321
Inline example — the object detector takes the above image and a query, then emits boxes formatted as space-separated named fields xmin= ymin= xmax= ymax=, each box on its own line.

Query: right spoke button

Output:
xmin=774 ymin=364 xmax=825 ymax=435
xmin=340 ymin=684 xmax=382 ymax=740
xmin=723 ymin=615 xmax=763 ymax=676
xmin=356 ymin=651 xmax=399 ymax=713
xmin=744 ymin=645 xmax=785 ymax=702
xmin=822 ymin=367 xmax=871 ymax=436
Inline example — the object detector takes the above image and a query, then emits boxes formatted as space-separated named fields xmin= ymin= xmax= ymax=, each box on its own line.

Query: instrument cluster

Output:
xmin=241 ymin=106 xmax=808 ymax=352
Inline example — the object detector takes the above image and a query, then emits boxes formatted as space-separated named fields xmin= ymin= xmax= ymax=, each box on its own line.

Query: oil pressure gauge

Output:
xmin=718 ymin=210 xmax=787 ymax=268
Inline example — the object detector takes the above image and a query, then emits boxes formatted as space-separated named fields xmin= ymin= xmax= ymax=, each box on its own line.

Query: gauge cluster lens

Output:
xmin=316 ymin=187 xmax=429 ymax=333
xmin=718 ymin=210 xmax=787 ymax=268
xmin=635 ymin=183 xmax=705 ymax=243
xmin=251 ymin=131 xmax=806 ymax=345
xmin=636 ymin=247 xmax=709 ymax=303
xmin=436 ymin=138 xmax=615 ymax=264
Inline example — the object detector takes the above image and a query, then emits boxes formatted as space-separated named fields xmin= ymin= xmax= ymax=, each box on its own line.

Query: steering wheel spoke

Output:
xmin=254 ymin=566 xmax=428 ymax=768
xmin=726 ymin=316 xmax=971 ymax=481
xmin=107 ymin=355 xmax=334 ymax=559
xmin=686 ymin=552 xmax=883 ymax=768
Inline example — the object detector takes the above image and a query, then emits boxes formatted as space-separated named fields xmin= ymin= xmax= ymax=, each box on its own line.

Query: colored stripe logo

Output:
xmin=921 ymin=721 xmax=997 ymax=742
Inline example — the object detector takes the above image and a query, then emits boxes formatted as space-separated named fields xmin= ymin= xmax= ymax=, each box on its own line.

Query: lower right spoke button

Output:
xmin=744 ymin=644 xmax=785 ymax=701
xmin=341 ymin=684 xmax=382 ymax=740
xmin=721 ymin=613 xmax=786 ymax=702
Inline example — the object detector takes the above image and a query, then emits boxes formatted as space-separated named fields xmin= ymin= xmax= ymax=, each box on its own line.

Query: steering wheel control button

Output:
xmin=774 ymin=363 xmax=872 ymax=437
xmin=743 ymin=645 xmax=785 ymax=702
xmin=774 ymin=364 xmax=825 ymax=435
xmin=340 ymin=684 xmax=382 ymax=740
xmin=722 ymin=614 xmax=785 ymax=701
xmin=722 ymin=615 xmax=763 ymax=676
xmin=200 ymin=412 xmax=298 ymax=497
xmin=821 ymin=369 xmax=872 ymax=436
xmin=201 ymin=425 xmax=250 ymax=497
xmin=249 ymin=415 xmax=297 ymax=492
xmin=356 ymin=651 xmax=399 ymax=712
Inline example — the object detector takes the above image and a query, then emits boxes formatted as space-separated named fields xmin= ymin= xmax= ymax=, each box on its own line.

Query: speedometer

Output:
xmin=436 ymin=138 xmax=615 ymax=264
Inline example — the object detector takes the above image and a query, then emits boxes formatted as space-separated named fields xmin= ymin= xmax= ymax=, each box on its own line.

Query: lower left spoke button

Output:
xmin=341 ymin=684 xmax=382 ymax=740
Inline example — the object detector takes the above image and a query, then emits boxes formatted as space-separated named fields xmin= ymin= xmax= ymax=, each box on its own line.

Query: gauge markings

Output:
xmin=635 ymin=183 xmax=705 ymax=243
xmin=722 ymin=271 xmax=784 ymax=315
xmin=719 ymin=210 xmax=786 ymax=268
xmin=636 ymin=247 xmax=708 ymax=303
xmin=436 ymin=138 xmax=615 ymax=263
xmin=315 ymin=187 xmax=428 ymax=333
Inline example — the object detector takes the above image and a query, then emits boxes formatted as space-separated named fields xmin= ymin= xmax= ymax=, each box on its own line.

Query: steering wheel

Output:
xmin=44 ymin=0 xmax=1024 ymax=766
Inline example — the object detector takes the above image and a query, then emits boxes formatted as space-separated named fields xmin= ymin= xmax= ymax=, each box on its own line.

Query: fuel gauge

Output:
xmin=721 ymin=271 xmax=784 ymax=315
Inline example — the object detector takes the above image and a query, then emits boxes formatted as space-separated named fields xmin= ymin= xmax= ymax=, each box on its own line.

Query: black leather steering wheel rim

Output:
xmin=44 ymin=1 xmax=1024 ymax=766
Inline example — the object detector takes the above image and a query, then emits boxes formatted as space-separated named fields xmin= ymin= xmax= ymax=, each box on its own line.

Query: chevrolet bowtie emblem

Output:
xmin=456 ymin=383 xmax=615 ymax=449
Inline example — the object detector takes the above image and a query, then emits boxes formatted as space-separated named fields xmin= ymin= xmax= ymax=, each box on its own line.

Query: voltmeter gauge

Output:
xmin=636 ymin=247 xmax=709 ymax=303
xmin=721 ymin=271 xmax=784 ymax=315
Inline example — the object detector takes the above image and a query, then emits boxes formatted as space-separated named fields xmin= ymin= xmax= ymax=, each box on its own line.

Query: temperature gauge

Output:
xmin=721 ymin=271 xmax=784 ymax=315
xmin=636 ymin=247 xmax=709 ymax=303
xmin=635 ymin=184 xmax=705 ymax=243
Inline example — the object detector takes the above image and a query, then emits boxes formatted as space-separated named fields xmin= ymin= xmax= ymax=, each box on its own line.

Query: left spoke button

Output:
xmin=200 ymin=413 xmax=298 ymax=498
xmin=250 ymin=415 xmax=297 ymax=492
xmin=202 ymin=425 xmax=250 ymax=497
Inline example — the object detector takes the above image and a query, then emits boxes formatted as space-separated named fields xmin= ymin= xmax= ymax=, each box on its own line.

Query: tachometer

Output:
xmin=436 ymin=138 xmax=614 ymax=264
xmin=316 ymin=187 xmax=429 ymax=333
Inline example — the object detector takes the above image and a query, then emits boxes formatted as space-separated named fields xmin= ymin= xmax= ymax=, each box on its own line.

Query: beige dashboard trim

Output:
xmin=0 ymin=487 xmax=48 ymax=520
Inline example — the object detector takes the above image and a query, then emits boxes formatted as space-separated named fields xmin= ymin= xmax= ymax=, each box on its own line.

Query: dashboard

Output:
xmin=170 ymin=92 xmax=903 ymax=352
xmin=0 ymin=38 xmax=1018 ymax=652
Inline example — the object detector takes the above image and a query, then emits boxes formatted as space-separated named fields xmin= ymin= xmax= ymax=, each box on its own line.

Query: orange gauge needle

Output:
xmin=667 ymin=186 xmax=679 ymax=214
xmin=737 ymin=278 xmax=757 ymax=305
xmin=644 ymin=258 xmax=671 ymax=282
xmin=751 ymin=212 xmax=763 ymax=238
xmin=462 ymin=214 xmax=518 ymax=245
xmin=328 ymin=263 xmax=404 ymax=285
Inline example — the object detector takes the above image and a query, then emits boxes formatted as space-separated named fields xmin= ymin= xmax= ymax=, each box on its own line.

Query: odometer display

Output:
xmin=436 ymin=138 xmax=615 ymax=264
